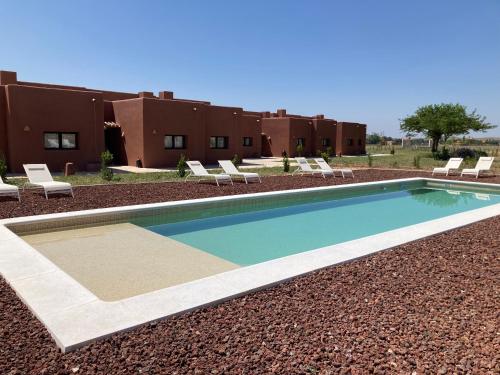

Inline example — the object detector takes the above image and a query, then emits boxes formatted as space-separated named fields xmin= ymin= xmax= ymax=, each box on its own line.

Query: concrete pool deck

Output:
xmin=0 ymin=177 xmax=499 ymax=352
xmin=22 ymin=223 xmax=239 ymax=301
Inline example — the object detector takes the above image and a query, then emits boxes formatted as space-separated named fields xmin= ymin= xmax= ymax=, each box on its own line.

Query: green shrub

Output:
xmin=413 ymin=155 xmax=421 ymax=169
xmin=100 ymin=150 xmax=114 ymax=181
xmin=177 ymin=154 xmax=188 ymax=177
xmin=432 ymin=147 xmax=450 ymax=161
xmin=283 ymin=155 xmax=290 ymax=172
xmin=0 ymin=154 xmax=7 ymax=181
xmin=320 ymin=151 xmax=329 ymax=163
xmin=367 ymin=153 xmax=373 ymax=167
xmin=390 ymin=147 xmax=395 ymax=155
xmin=326 ymin=146 xmax=333 ymax=156
xmin=231 ymin=154 xmax=242 ymax=166
xmin=296 ymin=144 xmax=304 ymax=157
xmin=450 ymin=147 xmax=488 ymax=160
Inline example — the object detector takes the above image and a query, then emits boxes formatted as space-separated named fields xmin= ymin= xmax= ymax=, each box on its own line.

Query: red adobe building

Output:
xmin=0 ymin=70 xmax=366 ymax=173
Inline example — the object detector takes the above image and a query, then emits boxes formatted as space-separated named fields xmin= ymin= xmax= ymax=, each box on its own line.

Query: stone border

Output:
xmin=0 ymin=178 xmax=499 ymax=352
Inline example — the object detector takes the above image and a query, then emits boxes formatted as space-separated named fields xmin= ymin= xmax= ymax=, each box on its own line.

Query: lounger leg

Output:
xmin=184 ymin=172 xmax=192 ymax=183
xmin=70 ymin=188 xmax=74 ymax=198
xmin=17 ymin=191 xmax=21 ymax=202
xmin=45 ymin=190 xmax=48 ymax=200
xmin=244 ymin=176 xmax=248 ymax=184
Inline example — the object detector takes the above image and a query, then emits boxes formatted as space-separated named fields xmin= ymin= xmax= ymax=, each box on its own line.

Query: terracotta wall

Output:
xmin=288 ymin=118 xmax=313 ymax=157
xmin=142 ymin=98 xmax=207 ymax=167
xmin=0 ymin=87 xmax=7 ymax=158
xmin=312 ymin=119 xmax=337 ymax=155
xmin=238 ymin=113 xmax=262 ymax=158
xmin=4 ymin=84 xmax=104 ymax=173
xmin=261 ymin=118 xmax=290 ymax=157
xmin=204 ymin=105 xmax=241 ymax=163
xmin=112 ymin=99 xmax=144 ymax=167
xmin=336 ymin=122 xmax=366 ymax=155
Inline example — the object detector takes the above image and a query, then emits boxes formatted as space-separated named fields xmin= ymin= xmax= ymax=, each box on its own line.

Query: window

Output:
xmin=44 ymin=132 xmax=78 ymax=150
xmin=243 ymin=137 xmax=253 ymax=147
xmin=358 ymin=139 xmax=362 ymax=146
xmin=44 ymin=133 xmax=60 ymax=149
xmin=321 ymin=138 xmax=330 ymax=147
xmin=164 ymin=135 xmax=186 ymax=149
xmin=296 ymin=138 xmax=305 ymax=147
xmin=347 ymin=138 xmax=353 ymax=146
xmin=61 ymin=133 xmax=77 ymax=149
xmin=210 ymin=136 xmax=228 ymax=149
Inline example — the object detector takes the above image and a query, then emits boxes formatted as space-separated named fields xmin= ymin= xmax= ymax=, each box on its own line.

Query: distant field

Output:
xmin=332 ymin=144 xmax=500 ymax=172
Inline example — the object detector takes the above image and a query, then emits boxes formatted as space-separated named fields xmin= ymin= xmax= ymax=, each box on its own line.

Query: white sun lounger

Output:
xmin=292 ymin=157 xmax=333 ymax=178
xmin=460 ymin=157 xmax=495 ymax=178
xmin=432 ymin=158 xmax=463 ymax=176
xmin=0 ymin=177 xmax=20 ymax=201
xmin=313 ymin=158 xmax=354 ymax=178
xmin=185 ymin=161 xmax=233 ymax=186
xmin=23 ymin=164 xmax=74 ymax=199
xmin=218 ymin=160 xmax=261 ymax=184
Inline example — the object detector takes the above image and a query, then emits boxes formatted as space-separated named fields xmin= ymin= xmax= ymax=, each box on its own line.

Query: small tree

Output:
xmin=0 ymin=154 xmax=7 ymax=181
xmin=400 ymin=103 xmax=495 ymax=152
xmin=231 ymin=154 xmax=242 ymax=166
xmin=100 ymin=150 xmax=114 ymax=181
xmin=296 ymin=144 xmax=304 ymax=157
xmin=177 ymin=154 xmax=188 ymax=177
xmin=367 ymin=133 xmax=382 ymax=145
xmin=320 ymin=151 xmax=329 ymax=163
xmin=283 ymin=155 xmax=290 ymax=172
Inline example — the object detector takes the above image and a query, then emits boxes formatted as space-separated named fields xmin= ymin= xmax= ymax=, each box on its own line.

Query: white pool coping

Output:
xmin=0 ymin=177 xmax=499 ymax=352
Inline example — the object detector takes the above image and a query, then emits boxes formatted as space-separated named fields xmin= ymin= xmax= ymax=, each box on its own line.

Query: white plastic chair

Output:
xmin=185 ymin=161 xmax=233 ymax=186
xmin=460 ymin=157 xmax=495 ymax=178
xmin=23 ymin=164 xmax=73 ymax=199
xmin=313 ymin=158 xmax=354 ymax=178
xmin=432 ymin=158 xmax=463 ymax=176
xmin=218 ymin=160 xmax=261 ymax=184
xmin=0 ymin=177 xmax=20 ymax=201
xmin=292 ymin=157 xmax=333 ymax=178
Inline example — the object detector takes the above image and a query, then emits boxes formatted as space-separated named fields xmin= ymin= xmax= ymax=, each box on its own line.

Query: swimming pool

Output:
xmin=1 ymin=177 xmax=499 ymax=352
xmin=142 ymin=187 xmax=500 ymax=265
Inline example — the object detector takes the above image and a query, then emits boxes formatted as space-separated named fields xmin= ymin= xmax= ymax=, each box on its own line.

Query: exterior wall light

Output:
xmin=152 ymin=129 xmax=157 ymax=135
xmin=193 ymin=107 xmax=197 ymax=111
xmin=256 ymin=119 xmax=260 ymax=123
xmin=121 ymin=132 xmax=125 ymax=137
xmin=233 ymin=112 xmax=237 ymax=115
xmin=23 ymin=125 xmax=31 ymax=132
xmin=91 ymin=98 xmax=96 ymax=102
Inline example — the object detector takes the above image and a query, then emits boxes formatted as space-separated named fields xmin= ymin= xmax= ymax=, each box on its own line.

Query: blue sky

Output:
xmin=1 ymin=0 xmax=499 ymax=137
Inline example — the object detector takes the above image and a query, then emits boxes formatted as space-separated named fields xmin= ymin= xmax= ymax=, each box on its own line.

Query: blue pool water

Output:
xmin=144 ymin=188 xmax=500 ymax=266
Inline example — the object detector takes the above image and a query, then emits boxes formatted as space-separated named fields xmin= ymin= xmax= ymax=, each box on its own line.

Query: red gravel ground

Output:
xmin=0 ymin=169 xmax=499 ymax=374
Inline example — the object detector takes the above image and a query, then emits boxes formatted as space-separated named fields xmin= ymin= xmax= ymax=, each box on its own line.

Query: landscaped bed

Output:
xmin=1 ymin=169 xmax=499 ymax=373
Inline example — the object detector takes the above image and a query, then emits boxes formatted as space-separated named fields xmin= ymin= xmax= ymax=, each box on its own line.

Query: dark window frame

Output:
xmin=44 ymin=132 xmax=78 ymax=150
xmin=164 ymin=135 xmax=187 ymax=149
xmin=358 ymin=139 xmax=362 ymax=146
xmin=321 ymin=138 xmax=330 ymax=147
xmin=347 ymin=138 xmax=354 ymax=146
xmin=243 ymin=137 xmax=253 ymax=147
xmin=210 ymin=136 xmax=229 ymax=149
xmin=296 ymin=138 xmax=305 ymax=147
